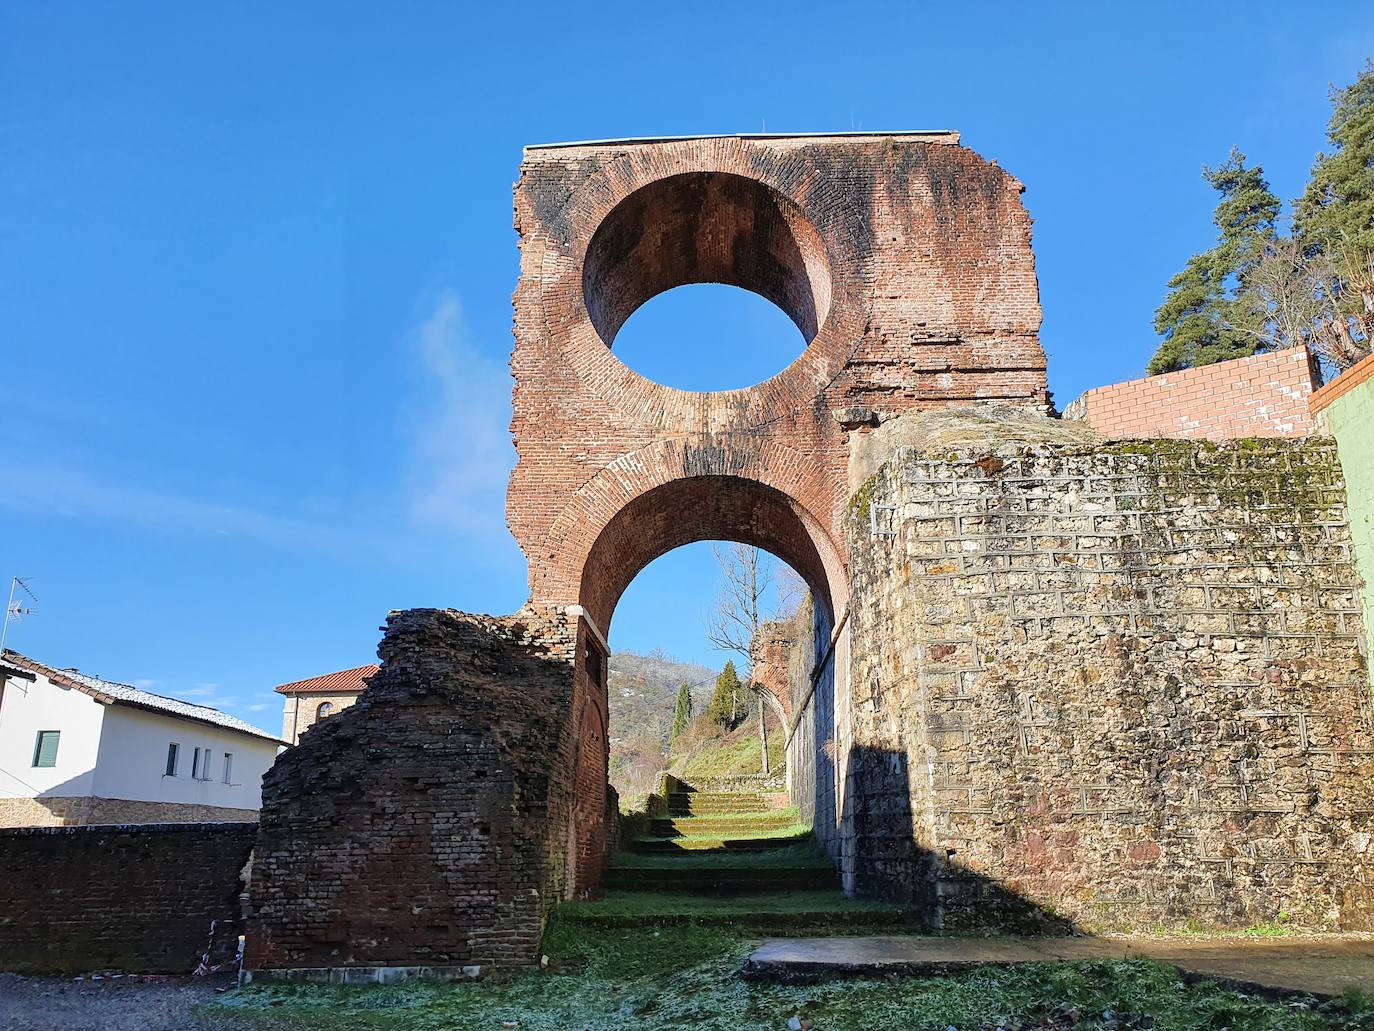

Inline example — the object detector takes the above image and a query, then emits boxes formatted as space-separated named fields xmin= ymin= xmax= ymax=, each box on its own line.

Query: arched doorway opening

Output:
xmin=563 ymin=474 xmax=848 ymax=893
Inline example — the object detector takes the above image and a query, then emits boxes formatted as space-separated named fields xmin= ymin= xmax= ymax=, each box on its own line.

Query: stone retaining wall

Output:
xmin=844 ymin=437 xmax=1374 ymax=932
xmin=0 ymin=822 xmax=254 ymax=973
xmin=0 ymin=796 xmax=258 ymax=827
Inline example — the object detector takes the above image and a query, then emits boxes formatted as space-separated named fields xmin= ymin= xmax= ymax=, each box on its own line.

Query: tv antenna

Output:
xmin=2 ymin=577 xmax=38 ymax=653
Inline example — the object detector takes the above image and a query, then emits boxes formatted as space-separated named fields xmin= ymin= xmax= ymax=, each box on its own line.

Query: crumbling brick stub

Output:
xmin=844 ymin=437 xmax=1374 ymax=932
xmin=244 ymin=607 xmax=584 ymax=973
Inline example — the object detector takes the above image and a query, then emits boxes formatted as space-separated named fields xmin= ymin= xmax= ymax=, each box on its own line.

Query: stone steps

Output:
xmin=631 ymin=832 xmax=812 ymax=853
xmin=603 ymin=865 xmax=838 ymax=895
xmin=665 ymin=790 xmax=776 ymax=816
xmin=649 ymin=813 xmax=797 ymax=836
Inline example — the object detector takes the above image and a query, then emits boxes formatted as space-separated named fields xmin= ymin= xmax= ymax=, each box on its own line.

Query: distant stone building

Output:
xmin=275 ymin=665 xmax=377 ymax=744
xmin=0 ymin=650 xmax=282 ymax=827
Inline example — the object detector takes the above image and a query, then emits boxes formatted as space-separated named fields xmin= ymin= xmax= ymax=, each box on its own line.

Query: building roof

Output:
xmin=272 ymin=664 xmax=378 ymax=696
xmin=0 ymin=650 xmax=286 ymax=746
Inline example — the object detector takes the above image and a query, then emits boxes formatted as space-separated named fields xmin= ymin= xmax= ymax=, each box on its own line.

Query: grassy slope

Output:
xmin=212 ymin=921 xmax=1372 ymax=1030
xmin=675 ymin=716 xmax=786 ymax=781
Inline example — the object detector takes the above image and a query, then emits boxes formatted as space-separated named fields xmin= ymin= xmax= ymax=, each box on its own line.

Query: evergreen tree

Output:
xmin=1149 ymin=149 xmax=1282 ymax=374
xmin=669 ymin=682 xmax=693 ymax=742
xmin=706 ymin=661 xmax=742 ymax=729
xmin=1292 ymin=61 xmax=1374 ymax=365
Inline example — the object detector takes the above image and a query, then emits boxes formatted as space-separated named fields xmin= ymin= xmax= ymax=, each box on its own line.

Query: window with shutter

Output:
xmin=32 ymin=730 xmax=59 ymax=768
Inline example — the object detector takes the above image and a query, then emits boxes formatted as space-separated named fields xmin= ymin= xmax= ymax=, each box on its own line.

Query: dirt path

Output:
xmin=0 ymin=972 xmax=257 ymax=1031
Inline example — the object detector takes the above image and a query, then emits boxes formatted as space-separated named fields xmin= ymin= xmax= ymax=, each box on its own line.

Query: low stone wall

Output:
xmin=845 ymin=437 xmax=1374 ymax=932
xmin=1065 ymin=347 xmax=1320 ymax=440
xmin=244 ymin=607 xmax=583 ymax=978
xmin=0 ymin=822 xmax=255 ymax=974
xmin=0 ymin=796 xmax=258 ymax=827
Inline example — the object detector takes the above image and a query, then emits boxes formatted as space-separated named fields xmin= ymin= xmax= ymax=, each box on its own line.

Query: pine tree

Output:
xmin=1292 ymin=61 xmax=1374 ymax=365
xmin=1149 ymin=149 xmax=1282 ymax=374
xmin=669 ymin=682 xmax=692 ymax=742
xmin=706 ymin=661 xmax=741 ymax=729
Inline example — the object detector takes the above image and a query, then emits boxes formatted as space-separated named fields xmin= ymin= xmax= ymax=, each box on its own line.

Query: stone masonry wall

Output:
xmin=1065 ymin=347 xmax=1320 ymax=440
xmin=845 ymin=437 xmax=1374 ymax=932
xmin=0 ymin=822 xmax=254 ymax=974
xmin=0 ymin=796 xmax=258 ymax=827
xmin=244 ymin=607 xmax=582 ymax=976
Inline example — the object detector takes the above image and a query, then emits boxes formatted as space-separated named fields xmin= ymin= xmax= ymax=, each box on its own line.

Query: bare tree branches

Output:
xmin=1232 ymin=236 xmax=1371 ymax=372
xmin=705 ymin=543 xmax=772 ymax=670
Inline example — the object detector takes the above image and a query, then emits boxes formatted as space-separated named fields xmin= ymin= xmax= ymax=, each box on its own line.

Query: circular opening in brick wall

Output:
xmin=609 ymin=284 xmax=808 ymax=391
xmin=582 ymin=172 xmax=833 ymax=392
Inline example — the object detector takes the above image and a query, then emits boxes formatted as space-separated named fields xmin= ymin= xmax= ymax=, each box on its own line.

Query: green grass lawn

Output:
xmin=210 ymin=917 xmax=1374 ymax=1030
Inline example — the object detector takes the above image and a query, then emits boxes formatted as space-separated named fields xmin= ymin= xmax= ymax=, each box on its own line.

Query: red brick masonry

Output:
xmin=1310 ymin=347 xmax=1374 ymax=416
xmin=1066 ymin=347 xmax=1321 ymax=439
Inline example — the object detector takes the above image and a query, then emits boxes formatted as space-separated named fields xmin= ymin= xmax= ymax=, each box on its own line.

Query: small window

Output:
xmin=222 ymin=752 xmax=233 ymax=784
xmin=316 ymin=701 xmax=335 ymax=720
xmin=32 ymin=730 xmax=59 ymax=768
xmin=191 ymin=746 xmax=201 ymax=780
xmin=165 ymin=742 xmax=180 ymax=776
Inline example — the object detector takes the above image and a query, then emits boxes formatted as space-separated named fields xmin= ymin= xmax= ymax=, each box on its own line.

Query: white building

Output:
xmin=0 ymin=650 xmax=284 ymax=827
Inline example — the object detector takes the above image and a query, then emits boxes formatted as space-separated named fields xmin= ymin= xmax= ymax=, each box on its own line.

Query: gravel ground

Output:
xmin=0 ymin=973 xmax=260 ymax=1031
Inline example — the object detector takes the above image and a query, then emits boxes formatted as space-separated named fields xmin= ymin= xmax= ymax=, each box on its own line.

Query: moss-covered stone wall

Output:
xmin=845 ymin=438 xmax=1374 ymax=933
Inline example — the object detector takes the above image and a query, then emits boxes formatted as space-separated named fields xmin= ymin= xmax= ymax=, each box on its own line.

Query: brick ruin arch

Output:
xmin=508 ymin=133 xmax=1049 ymax=898
xmin=244 ymin=133 xmax=1050 ymax=978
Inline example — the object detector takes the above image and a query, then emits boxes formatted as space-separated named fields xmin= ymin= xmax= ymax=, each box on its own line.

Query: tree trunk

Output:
xmin=757 ymin=693 xmax=769 ymax=775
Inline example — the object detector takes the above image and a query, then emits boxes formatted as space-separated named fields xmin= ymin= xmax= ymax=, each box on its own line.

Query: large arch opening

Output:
xmin=605 ymin=541 xmax=803 ymax=800
xmin=581 ymin=171 xmax=833 ymax=391
xmin=576 ymin=475 xmax=843 ymax=636
xmin=565 ymin=475 xmax=846 ymax=892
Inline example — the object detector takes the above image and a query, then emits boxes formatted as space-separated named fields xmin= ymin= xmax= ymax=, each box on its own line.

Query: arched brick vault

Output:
xmin=578 ymin=474 xmax=844 ymax=637
xmin=511 ymin=133 xmax=1048 ymax=626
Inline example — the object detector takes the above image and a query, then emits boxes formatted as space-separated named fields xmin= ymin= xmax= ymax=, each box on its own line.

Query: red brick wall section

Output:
xmin=0 ymin=822 xmax=254 ymax=974
xmin=1066 ymin=347 xmax=1320 ymax=440
xmin=245 ymin=607 xmax=581 ymax=975
xmin=510 ymin=134 xmax=1049 ymax=630
xmin=751 ymin=620 xmax=797 ymax=720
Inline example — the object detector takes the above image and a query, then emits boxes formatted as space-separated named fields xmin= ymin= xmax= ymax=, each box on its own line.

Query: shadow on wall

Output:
xmin=841 ymin=744 xmax=1078 ymax=936
xmin=0 ymin=767 xmax=97 ymax=826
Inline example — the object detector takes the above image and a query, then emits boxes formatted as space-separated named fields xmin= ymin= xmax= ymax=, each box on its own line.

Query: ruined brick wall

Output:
xmin=510 ymin=132 xmax=1048 ymax=631
xmin=0 ymin=822 xmax=254 ymax=973
xmin=245 ymin=607 xmax=580 ymax=975
xmin=1066 ymin=347 xmax=1320 ymax=440
xmin=845 ymin=438 xmax=1374 ymax=932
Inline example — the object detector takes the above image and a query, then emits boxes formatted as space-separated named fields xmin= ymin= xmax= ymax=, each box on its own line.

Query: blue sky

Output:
xmin=1 ymin=2 xmax=1369 ymax=729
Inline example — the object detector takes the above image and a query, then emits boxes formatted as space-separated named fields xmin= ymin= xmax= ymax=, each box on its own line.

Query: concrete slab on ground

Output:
xmin=745 ymin=935 xmax=1374 ymax=999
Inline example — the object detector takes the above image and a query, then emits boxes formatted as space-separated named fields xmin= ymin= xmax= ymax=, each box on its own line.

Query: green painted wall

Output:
xmin=1322 ymin=378 xmax=1374 ymax=686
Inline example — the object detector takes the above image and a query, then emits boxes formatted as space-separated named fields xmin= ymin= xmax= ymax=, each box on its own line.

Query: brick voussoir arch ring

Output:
xmin=539 ymin=137 xmax=872 ymax=433
xmin=535 ymin=436 xmax=848 ymax=629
